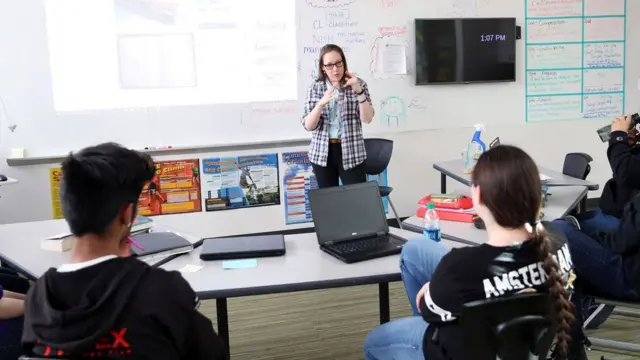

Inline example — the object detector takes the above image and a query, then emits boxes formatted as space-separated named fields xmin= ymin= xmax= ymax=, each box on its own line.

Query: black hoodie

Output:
xmin=599 ymin=131 xmax=640 ymax=218
xmin=22 ymin=256 xmax=227 ymax=360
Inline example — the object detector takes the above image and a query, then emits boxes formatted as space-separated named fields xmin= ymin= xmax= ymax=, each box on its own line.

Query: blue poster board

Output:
xmin=281 ymin=151 xmax=389 ymax=225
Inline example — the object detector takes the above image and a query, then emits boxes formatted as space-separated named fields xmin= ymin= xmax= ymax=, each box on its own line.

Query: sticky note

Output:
xmin=222 ymin=259 xmax=257 ymax=269
xmin=178 ymin=264 xmax=203 ymax=273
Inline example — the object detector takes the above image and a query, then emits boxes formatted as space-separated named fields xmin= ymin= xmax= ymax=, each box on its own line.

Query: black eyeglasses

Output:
xmin=323 ymin=61 xmax=344 ymax=70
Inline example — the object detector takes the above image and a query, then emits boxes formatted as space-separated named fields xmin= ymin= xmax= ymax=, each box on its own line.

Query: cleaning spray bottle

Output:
xmin=463 ymin=124 xmax=486 ymax=174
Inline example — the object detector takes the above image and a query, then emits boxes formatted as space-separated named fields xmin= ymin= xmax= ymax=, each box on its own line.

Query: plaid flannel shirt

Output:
xmin=301 ymin=79 xmax=372 ymax=170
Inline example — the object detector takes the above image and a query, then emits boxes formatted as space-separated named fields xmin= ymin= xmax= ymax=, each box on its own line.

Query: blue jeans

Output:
xmin=552 ymin=219 xmax=631 ymax=299
xmin=363 ymin=238 xmax=449 ymax=360
xmin=0 ymin=317 xmax=24 ymax=360
xmin=574 ymin=208 xmax=620 ymax=236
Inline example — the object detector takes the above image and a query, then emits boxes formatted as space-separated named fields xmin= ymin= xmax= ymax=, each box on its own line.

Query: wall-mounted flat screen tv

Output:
xmin=415 ymin=18 xmax=517 ymax=85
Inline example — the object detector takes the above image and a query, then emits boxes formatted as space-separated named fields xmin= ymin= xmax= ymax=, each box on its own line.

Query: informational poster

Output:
xmin=49 ymin=167 xmax=63 ymax=219
xmin=201 ymin=154 xmax=280 ymax=211
xmin=281 ymin=151 xmax=389 ymax=225
xmin=525 ymin=0 xmax=626 ymax=122
xmin=137 ymin=159 xmax=202 ymax=216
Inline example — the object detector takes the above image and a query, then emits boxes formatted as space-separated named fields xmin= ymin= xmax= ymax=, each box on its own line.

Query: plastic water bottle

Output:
xmin=423 ymin=202 xmax=441 ymax=242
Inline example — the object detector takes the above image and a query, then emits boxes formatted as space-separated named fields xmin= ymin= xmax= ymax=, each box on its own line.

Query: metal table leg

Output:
xmin=440 ymin=173 xmax=447 ymax=194
xmin=216 ymin=298 xmax=230 ymax=357
xmin=379 ymin=282 xmax=390 ymax=324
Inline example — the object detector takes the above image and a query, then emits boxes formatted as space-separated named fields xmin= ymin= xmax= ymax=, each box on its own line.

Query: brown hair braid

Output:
xmin=532 ymin=223 xmax=574 ymax=357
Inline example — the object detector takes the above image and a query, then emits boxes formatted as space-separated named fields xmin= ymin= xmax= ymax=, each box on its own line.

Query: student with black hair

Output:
xmin=363 ymin=145 xmax=582 ymax=360
xmin=21 ymin=143 xmax=227 ymax=359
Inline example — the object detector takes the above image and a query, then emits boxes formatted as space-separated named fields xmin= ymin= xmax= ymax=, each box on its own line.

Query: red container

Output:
xmin=416 ymin=195 xmax=476 ymax=223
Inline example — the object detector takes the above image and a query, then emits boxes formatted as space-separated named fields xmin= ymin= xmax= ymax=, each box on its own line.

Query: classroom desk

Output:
xmin=0 ymin=219 xmax=201 ymax=279
xmin=161 ymin=227 xmax=466 ymax=354
xmin=402 ymin=186 xmax=588 ymax=245
xmin=433 ymin=159 xmax=599 ymax=193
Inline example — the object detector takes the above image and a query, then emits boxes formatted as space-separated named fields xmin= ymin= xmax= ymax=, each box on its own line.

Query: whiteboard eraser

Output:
xmin=10 ymin=148 xmax=25 ymax=159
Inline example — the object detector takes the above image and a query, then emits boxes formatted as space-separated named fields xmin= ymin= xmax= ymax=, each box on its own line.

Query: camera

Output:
xmin=597 ymin=113 xmax=640 ymax=142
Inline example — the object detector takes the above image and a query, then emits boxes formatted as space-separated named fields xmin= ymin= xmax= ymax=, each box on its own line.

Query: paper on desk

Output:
xmin=178 ymin=264 xmax=203 ymax=273
xmin=222 ymin=259 xmax=257 ymax=270
xmin=539 ymin=173 xmax=552 ymax=181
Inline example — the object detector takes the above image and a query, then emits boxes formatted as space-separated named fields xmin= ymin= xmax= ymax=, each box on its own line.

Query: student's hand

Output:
xmin=416 ymin=282 xmax=429 ymax=312
xmin=344 ymin=71 xmax=361 ymax=93
xmin=318 ymin=86 xmax=336 ymax=106
xmin=611 ymin=115 xmax=632 ymax=133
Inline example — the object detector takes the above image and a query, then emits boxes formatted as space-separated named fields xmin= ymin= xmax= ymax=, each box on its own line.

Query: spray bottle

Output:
xmin=463 ymin=124 xmax=486 ymax=174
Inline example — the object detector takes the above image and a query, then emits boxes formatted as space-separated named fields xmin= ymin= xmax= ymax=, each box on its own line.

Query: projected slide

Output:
xmin=44 ymin=0 xmax=297 ymax=111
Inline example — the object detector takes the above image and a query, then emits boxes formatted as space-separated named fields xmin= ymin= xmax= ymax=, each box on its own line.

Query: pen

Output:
xmin=127 ymin=236 xmax=144 ymax=251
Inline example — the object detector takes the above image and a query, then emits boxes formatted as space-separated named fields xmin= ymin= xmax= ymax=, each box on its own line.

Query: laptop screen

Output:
xmin=308 ymin=181 xmax=388 ymax=244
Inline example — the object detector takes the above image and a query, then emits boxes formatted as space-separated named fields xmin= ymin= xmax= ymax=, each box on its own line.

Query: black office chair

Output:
xmin=562 ymin=152 xmax=593 ymax=213
xmin=460 ymin=293 xmax=556 ymax=360
xmin=361 ymin=138 xmax=403 ymax=229
xmin=562 ymin=152 xmax=593 ymax=180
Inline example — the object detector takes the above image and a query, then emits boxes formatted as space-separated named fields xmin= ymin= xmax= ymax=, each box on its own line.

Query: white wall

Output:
xmin=0 ymin=1 xmax=637 ymax=238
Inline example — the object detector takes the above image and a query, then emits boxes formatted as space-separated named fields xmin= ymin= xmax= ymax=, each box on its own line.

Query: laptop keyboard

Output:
xmin=331 ymin=236 xmax=397 ymax=254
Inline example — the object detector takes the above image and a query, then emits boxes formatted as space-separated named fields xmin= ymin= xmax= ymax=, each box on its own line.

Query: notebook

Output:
xmin=41 ymin=233 xmax=75 ymax=252
xmin=131 ymin=231 xmax=194 ymax=263
xmin=131 ymin=215 xmax=153 ymax=233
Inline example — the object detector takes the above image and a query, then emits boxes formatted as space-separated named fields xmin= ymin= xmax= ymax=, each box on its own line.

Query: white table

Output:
xmin=433 ymin=159 xmax=599 ymax=193
xmin=402 ymin=186 xmax=588 ymax=245
xmin=0 ymin=219 xmax=201 ymax=279
xmin=161 ymin=227 xmax=466 ymax=353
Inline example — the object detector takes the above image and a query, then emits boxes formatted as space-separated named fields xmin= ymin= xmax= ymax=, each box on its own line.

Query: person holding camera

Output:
xmin=552 ymin=114 xmax=640 ymax=330
xmin=565 ymin=114 xmax=640 ymax=238
xmin=598 ymin=114 xmax=640 ymax=222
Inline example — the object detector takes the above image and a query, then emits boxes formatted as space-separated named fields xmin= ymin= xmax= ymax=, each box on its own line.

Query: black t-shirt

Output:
xmin=420 ymin=225 xmax=575 ymax=360
xmin=23 ymin=257 xmax=227 ymax=360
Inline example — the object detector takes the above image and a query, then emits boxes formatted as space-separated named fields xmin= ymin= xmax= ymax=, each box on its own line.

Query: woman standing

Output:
xmin=302 ymin=44 xmax=374 ymax=188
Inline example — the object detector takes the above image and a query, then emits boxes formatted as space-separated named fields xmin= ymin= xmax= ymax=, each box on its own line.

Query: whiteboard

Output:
xmin=524 ymin=0 xmax=627 ymax=122
xmin=0 ymin=0 xmax=544 ymax=157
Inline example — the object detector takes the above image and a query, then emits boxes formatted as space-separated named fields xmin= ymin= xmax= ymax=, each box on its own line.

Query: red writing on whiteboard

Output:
xmin=378 ymin=26 xmax=407 ymax=37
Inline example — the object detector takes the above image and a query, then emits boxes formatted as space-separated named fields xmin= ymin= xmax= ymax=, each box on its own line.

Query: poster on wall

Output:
xmin=137 ymin=159 xmax=202 ymax=216
xmin=281 ymin=151 xmax=389 ymax=225
xmin=201 ymin=154 xmax=280 ymax=211
xmin=49 ymin=167 xmax=63 ymax=219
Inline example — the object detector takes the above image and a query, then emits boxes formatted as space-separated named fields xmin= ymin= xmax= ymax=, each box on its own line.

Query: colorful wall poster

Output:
xmin=49 ymin=167 xmax=63 ymax=219
xmin=201 ymin=154 xmax=280 ymax=211
xmin=137 ymin=159 xmax=202 ymax=216
xmin=281 ymin=151 xmax=389 ymax=225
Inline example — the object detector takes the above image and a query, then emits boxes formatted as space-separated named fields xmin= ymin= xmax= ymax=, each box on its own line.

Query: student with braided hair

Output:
xmin=363 ymin=145 xmax=583 ymax=360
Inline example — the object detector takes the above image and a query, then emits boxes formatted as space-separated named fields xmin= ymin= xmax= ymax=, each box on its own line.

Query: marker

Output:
xmin=127 ymin=236 xmax=144 ymax=251
xmin=155 ymin=145 xmax=173 ymax=150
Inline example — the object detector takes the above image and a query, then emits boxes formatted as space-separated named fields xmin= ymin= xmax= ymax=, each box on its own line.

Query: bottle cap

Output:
xmin=427 ymin=202 xmax=436 ymax=209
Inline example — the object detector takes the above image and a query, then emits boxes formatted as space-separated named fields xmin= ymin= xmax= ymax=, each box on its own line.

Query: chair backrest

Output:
xmin=460 ymin=293 xmax=556 ymax=360
xmin=562 ymin=152 xmax=593 ymax=180
xmin=362 ymin=138 xmax=393 ymax=176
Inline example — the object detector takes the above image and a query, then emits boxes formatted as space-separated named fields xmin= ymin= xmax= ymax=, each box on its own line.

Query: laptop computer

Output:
xmin=199 ymin=234 xmax=286 ymax=261
xmin=308 ymin=181 xmax=406 ymax=263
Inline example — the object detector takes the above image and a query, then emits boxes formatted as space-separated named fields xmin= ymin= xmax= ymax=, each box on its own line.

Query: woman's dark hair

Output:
xmin=472 ymin=145 xmax=574 ymax=356
xmin=316 ymin=44 xmax=348 ymax=83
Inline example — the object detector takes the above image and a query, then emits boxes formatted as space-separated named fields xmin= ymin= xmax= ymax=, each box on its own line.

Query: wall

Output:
xmin=0 ymin=1 xmax=637 ymax=238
